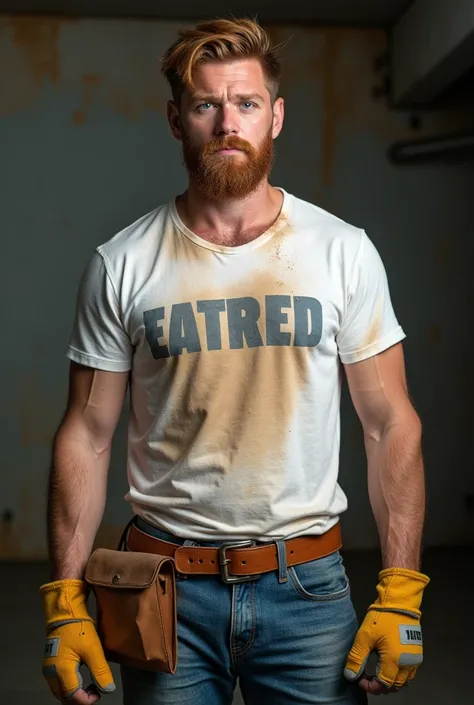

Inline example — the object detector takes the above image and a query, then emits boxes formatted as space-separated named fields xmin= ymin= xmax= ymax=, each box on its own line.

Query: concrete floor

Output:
xmin=1 ymin=546 xmax=471 ymax=704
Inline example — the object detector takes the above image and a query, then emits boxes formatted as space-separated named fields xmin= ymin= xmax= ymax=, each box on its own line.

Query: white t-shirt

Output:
xmin=67 ymin=189 xmax=405 ymax=540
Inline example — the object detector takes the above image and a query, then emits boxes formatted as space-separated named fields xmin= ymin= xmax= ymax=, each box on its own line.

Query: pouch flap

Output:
xmin=85 ymin=548 xmax=172 ymax=589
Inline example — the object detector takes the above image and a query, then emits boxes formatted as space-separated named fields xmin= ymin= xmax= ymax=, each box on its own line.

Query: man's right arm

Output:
xmin=48 ymin=361 xmax=129 ymax=581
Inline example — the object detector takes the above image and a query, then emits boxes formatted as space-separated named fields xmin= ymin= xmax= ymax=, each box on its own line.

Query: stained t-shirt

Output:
xmin=67 ymin=189 xmax=405 ymax=540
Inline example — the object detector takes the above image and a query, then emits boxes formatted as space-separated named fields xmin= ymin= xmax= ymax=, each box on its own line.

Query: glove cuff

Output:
xmin=378 ymin=567 xmax=430 ymax=585
xmin=40 ymin=579 xmax=91 ymax=628
xmin=40 ymin=578 xmax=86 ymax=592
xmin=372 ymin=567 xmax=429 ymax=615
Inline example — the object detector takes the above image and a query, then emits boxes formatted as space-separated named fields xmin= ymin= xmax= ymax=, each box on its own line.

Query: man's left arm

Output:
xmin=343 ymin=342 xmax=430 ymax=695
xmin=345 ymin=342 xmax=425 ymax=570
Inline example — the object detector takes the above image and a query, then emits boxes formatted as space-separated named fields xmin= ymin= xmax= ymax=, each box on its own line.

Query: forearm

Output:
xmin=48 ymin=425 xmax=110 ymax=581
xmin=365 ymin=415 xmax=425 ymax=571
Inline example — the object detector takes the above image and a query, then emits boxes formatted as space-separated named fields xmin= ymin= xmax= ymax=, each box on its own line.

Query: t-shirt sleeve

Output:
xmin=66 ymin=251 xmax=133 ymax=372
xmin=336 ymin=230 xmax=406 ymax=364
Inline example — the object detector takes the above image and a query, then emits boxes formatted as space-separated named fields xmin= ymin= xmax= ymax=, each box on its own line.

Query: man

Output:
xmin=40 ymin=17 xmax=429 ymax=705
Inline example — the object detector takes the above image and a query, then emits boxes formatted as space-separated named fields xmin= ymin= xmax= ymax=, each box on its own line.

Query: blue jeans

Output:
xmin=121 ymin=518 xmax=367 ymax=705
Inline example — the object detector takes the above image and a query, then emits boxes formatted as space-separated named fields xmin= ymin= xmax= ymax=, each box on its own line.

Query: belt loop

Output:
xmin=275 ymin=539 xmax=288 ymax=583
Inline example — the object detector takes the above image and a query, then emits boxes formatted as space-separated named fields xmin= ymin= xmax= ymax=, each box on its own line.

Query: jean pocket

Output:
xmin=288 ymin=550 xmax=350 ymax=602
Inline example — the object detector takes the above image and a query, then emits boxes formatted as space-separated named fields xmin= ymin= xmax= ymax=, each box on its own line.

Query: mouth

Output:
xmin=217 ymin=148 xmax=245 ymax=155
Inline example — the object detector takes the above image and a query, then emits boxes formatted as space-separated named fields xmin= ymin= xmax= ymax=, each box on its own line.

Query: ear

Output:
xmin=167 ymin=100 xmax=183 ymax=141
xmin=271 ymin=97 xmax=284 ymax=139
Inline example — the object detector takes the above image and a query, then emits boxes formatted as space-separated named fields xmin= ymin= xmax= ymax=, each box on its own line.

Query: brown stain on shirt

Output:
xmin=267 ymin=214 xmax=295 ymax=276
xmin=357 ymin=296 xmax=383 ymax=360
xmin=160 ymin=225 xmax=309 ymax=511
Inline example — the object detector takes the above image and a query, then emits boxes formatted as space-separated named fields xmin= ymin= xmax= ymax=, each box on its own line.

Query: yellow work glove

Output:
xmin=344 ymin=568 xmax=430 ymax=689
xmin=40 ymin=579 xmax=115 ymax=701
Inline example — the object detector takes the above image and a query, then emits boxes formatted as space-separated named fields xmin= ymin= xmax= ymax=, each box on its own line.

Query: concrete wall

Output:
xmin=1 ymin=15 xmax=473 ymax=558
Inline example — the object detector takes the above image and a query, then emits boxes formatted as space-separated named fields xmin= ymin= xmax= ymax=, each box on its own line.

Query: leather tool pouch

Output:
xmin=84 ymin=520 xmax=177 ymax=673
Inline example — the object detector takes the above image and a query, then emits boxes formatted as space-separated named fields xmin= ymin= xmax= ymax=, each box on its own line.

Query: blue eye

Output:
xmin=242 ymin=101 xmax=254 ymax=109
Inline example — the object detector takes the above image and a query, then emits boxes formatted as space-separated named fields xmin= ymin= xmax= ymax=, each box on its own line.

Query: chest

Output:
xmin=124 ymin=236 xmax=346 ymax=360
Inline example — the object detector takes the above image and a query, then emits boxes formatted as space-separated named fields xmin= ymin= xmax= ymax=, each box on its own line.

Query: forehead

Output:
xmin=189 ymin=58 xmax=268 ymax=96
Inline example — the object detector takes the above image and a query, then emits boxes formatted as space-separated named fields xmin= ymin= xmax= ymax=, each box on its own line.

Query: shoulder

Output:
xmin=96 ymin=202 xmax=171 ymax=268
xmin=288 ymin=191 xmax=364 ymax=248
xmin=285 ymin=192 xmax=371 ymax=275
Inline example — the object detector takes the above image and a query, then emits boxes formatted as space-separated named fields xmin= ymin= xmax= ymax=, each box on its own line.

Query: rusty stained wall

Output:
xmin=1 ymin=15 xmax=473 ymax=559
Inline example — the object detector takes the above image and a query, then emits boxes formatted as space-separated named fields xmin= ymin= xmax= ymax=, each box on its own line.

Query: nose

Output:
xmin=215 ymin=103 xmax=239 ymax=136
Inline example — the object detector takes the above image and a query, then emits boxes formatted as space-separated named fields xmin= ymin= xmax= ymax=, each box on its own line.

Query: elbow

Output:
xmin=388 ymin=411 xmax=423 ymax=456
xmin=54 ymin=416 xmax=113 ymax=460
xmin=365 ymin=405 xmax=422 ymax=446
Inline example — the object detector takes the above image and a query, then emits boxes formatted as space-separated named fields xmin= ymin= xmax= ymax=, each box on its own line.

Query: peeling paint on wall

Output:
xmin=72 ymin=72 xmax=102 ymax=124
xmin=8 ymin=15 xmax=62 ymax=83
xmin=0 ymin=15 xmax=70 ymax=114
xmin=0 ymin=14 xmax=167 ymax=121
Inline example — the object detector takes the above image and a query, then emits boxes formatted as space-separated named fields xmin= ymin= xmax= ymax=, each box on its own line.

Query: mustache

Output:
xmin=203 ymin=136 xmax=253 ymax=155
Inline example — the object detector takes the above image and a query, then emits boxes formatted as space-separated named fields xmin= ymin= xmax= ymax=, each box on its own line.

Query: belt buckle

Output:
xmin=219 ymin=540 xmax=261 ymax=584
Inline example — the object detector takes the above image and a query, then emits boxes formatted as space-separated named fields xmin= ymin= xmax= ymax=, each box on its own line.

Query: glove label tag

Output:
xmin=44 ymin=637 xmax=60 ymax=658
xmin=399 ymin=625 xmax=423 ymax=646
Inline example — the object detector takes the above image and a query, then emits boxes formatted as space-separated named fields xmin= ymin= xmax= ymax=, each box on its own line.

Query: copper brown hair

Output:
xmin=161 ymin=18 xmax=282 ymax=104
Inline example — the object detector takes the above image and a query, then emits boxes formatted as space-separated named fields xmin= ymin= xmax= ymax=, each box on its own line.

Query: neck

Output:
xmin=176 ymin=180 xmax=283 ymax=247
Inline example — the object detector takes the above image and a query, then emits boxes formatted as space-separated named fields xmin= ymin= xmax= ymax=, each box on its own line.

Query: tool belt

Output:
xmin=85 ymin=518 xmax=342 ymax=674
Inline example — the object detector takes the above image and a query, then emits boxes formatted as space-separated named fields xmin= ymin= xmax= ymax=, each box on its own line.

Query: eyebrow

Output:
xmin=235 ymin=93 xmax=265 ymax=103
xmin=191 ymin=93 xmax=265 ymax=104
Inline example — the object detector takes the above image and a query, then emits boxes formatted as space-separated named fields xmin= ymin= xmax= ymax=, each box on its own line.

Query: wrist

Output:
xmin=50 ymin=556 xmax=88 ymax=582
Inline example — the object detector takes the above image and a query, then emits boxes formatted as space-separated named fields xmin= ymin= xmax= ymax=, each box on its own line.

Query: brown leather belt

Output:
xmin=127 ymin=521 xmax=342 ymax=584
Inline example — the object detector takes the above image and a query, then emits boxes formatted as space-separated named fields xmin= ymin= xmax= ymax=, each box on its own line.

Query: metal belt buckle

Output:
xmin=219 ymin=540 xmax=261 ymax=584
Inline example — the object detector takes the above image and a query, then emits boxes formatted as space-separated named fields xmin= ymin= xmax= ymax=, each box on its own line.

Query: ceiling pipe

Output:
xmin=388 ymin=130 xmax=474 ymax=164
